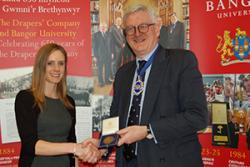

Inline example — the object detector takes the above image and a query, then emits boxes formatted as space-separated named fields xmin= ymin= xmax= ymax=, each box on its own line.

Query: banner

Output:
xmin=191 ymin=0 xmax=250 ymax=166
xmin=0 ymin=1 xmax=95 ymax=166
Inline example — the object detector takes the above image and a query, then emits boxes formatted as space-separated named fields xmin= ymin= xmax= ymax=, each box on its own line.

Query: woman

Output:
xmin=15 ymin=43 xmax=100 ymax=167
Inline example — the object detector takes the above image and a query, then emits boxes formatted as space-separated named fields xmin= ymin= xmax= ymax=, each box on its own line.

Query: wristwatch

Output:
xmin=146 ymin=124 xmax=153 ymax=140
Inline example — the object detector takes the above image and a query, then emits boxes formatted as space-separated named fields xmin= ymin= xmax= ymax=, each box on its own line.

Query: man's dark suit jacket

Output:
xmin=92 ymin=31 xmax=112 ymax=84
xmin=110 ymin=25 xmax=125 ymax=69
xmin=110 ymin=25 xmax=124 ymax=55
xmin=159 ymin=21 xmax=185 ymax=49
xmin=92 ymin=31 xmax=111 ymax=61
xmin=110 ymin=45 xmax=208 ymax=167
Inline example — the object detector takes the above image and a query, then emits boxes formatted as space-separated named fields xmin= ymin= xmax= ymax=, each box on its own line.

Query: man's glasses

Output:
xmin=124 ymin=23 xmax=155 ymax=36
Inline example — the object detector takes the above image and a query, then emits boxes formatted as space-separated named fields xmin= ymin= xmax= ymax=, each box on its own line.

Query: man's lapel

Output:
xmin=140 ymin=47 xmax=169 ymax=124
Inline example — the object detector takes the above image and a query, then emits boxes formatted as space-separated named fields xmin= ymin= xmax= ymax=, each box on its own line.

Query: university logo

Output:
xmin=216 ymin=28 xmax=250 ymax=66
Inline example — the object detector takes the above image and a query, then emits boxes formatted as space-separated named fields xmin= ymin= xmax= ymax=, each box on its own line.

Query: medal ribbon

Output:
xmin=137 ymin=46 xmax=159 ymax=77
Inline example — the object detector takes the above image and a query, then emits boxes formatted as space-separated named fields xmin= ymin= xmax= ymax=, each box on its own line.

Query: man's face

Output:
xmin=99 ymin=24 xmax=107 ymax=32
xmin=244 ymin=79 xmax=250 ymax=92
xmin=170 ymin=14 xmax=176 ymax=24
xmin=124 ymin=11 xmax=160 ymax=58
xmin=115 ymin=18 xmax=122 ymax=26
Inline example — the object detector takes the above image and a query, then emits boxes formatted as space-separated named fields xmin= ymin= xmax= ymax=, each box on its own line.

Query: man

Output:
xmin=224 ymin=76 xmax=234 ymax=104
xmin=92 ymin=23 xmax=112 ymax=87
xmin=110 ymin=17 xmax=126 ymax=77
xmin=159 ymin=12 xmax=185 ymax=49
xmin=110 ymin=4 xmax=208 ymax=167
xmin=227 ymin=113 xmax=239 ymax=148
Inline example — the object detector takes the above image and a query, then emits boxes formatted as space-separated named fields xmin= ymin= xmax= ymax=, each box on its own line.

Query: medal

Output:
xmin=133 ymin=45 xmax=159 ymax=96
xmin=103 ymin=136 xmax=115 ymax=145
xmin=133 ymin=76 xmax=144 ymax=95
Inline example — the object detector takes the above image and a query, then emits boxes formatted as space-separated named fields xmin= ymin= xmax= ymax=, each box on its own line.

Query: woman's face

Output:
xmin=45 ymin=50 xmax=66 ymax=85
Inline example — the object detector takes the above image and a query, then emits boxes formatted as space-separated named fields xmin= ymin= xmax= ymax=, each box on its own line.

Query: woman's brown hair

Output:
xmin=31 ymin=43 xmax=73 ymax=110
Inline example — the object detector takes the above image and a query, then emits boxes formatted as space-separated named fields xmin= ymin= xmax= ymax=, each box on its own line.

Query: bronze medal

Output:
xmin=103 ymin=136 xmax=115 ymax=145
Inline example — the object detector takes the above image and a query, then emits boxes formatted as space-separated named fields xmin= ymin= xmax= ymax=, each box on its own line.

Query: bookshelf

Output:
xmin=158 ymin=0 xmax=173 ymax=26
xmin=159 ymin=0 xmax=173 ymax=26
xmin=109 ymin=0 xmax=123 ymax=26
xmin=90 ymin=0 xmax=99 ymax=34
xmin=182 ymin=0 xmax=189 ymax=49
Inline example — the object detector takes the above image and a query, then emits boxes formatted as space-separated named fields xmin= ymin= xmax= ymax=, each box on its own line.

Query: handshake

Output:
xmin=74 ymin=138 xmax=107 ymax=164
xmin=74 ymin=125 xmax=150 ymax=164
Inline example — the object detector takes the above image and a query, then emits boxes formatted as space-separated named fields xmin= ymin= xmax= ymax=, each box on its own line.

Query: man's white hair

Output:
xmin=123 ymin=4 xmax=159 ymax=26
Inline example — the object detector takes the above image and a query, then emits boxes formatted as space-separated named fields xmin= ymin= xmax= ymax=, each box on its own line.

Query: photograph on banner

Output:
xmin=75 ymin=106 xmax=93 ymax=143
xmin=0 ymin=67 xmax=32 ymax=99
xmin=92 ymin=95 xmax=112 ymax=132
xmin=0 ymin=98 xmax=20 ymax=144
xmin=202 ymin=74 xmax=250 ymax=149
xmin=91 ymin=0 xmax=190 ymax=95
xmin=200 ymin=74 xmax=250 ymax=166
xmin=203 ymin=74 xmax=250 ymax=129
xmin=67 ymin=76 xmax=93 ymax=106
xmin=211 ymin=102 xmax=230 ymax=146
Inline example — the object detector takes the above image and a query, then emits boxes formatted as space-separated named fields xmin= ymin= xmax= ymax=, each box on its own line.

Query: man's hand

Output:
xmin=76 ymin=138 xmax=101 ymax=164
xmin=79 ymin=138 xmax=109 ymax=163
xmin=82 ymin=138 xmax=99 ymax=147
xmin=74 ymin=142 xmax=98 ymax=164
xmin=117 ymin=125 xmax=147 ymax=146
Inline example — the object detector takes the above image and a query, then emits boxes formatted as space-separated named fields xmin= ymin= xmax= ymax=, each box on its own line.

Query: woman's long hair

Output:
xmin=31 ymin=43 xmax=73 ymax=110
